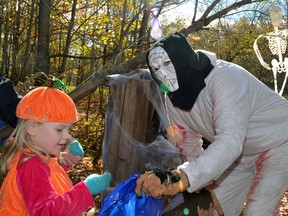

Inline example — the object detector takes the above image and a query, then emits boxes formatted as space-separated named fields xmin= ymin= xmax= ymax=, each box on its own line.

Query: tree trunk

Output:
xmin=1 ymin=15 xmax=9 ymax=77
xmin=11 ymin=0 xmax=21 ymax=81
xmin=135 ymin=0 xmax=149 ymax=53
xmin=35 ymin=0 xmax=51 ymax=74
xmin=20 ymin=0 xmax=35 ymax=82
xmin=59 ymin=0 xmax=77 ymax=75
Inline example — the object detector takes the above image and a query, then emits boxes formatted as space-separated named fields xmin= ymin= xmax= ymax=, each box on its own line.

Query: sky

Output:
xmin=149 ymin=1 xmax=193 ymax=39
xmin=158 ymin=1 xmax=194 ymax=24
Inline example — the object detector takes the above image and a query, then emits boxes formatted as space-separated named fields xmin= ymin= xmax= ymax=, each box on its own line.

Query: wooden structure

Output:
xmin=101 ymin=69 xmax=181 ymax=188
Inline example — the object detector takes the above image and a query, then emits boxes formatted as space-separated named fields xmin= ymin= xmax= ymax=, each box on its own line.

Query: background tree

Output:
xmin=69 ymin=0 xmax=268 ymax=100
xmin=0 ymin=0 xmax=272 ymax=88
xmin=35 ymin=0 xmax=51 ymax=74
xmin=1 ymin=0 xmax=287 ymax=170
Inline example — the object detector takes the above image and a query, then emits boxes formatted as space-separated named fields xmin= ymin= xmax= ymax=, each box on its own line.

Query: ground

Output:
xmin=279 ymin=192 xmax=288 ymax=215
xmin=69 ymin=157 xmax=288 ymax=215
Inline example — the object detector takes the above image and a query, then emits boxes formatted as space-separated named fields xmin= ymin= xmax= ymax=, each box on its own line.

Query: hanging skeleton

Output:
xmin=253 ymin=6 xmax=288 ymax=96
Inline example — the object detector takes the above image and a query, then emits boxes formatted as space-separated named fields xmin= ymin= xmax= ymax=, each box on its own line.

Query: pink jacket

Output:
xmin=0 ymin=151 xmax=94 ymax=215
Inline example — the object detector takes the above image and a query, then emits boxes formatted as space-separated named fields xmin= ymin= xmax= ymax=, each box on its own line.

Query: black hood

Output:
xmin=147 ymin=32 xmax=214 ymax=111
xmin=0 ymin=76 xmax=22 ymax=128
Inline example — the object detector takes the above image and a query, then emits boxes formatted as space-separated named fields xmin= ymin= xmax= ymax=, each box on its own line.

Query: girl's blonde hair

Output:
xmin=0 ymin=119 xmax=50 ymax=187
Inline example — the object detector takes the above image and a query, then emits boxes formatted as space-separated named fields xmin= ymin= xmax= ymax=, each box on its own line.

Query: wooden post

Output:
xmin=102 ymin=70 xmax=156 ymax=187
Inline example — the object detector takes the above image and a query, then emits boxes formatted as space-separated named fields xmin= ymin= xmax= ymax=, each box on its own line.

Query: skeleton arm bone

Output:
xmin=253 ymin=34 xmax=272 ymax=70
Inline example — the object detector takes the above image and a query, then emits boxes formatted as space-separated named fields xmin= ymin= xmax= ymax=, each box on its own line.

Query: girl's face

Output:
xmin=28 ymin=121 xmax=72 ymax=156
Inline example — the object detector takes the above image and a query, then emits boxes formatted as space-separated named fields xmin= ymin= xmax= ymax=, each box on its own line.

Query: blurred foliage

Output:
xmin=69 ymin=86 xmax=110 ymax=173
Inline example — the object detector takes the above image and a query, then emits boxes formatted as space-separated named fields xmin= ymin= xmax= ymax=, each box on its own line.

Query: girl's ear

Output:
xmin=26 ymin=121 xmax=38 ymax=136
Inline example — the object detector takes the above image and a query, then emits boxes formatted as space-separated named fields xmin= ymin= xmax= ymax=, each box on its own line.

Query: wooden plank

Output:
xmin=102 ymin=77 xmax=154 ymax=186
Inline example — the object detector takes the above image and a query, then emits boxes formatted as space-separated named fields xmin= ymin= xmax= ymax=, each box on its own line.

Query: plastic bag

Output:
xmin=98 ymin=173 xmax=163 ymax=216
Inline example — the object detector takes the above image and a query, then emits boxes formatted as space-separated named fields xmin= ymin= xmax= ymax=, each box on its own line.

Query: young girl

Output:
xmin=0 ymin=84 xmax=111 ymax=215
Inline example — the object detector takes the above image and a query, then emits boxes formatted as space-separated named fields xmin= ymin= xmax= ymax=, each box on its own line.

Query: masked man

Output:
xmin=135 ymin=32 xmax=288 ymax=215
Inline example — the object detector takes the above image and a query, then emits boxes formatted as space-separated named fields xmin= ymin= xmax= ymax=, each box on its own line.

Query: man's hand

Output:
xmin=135 ymin=172 xmax=162 ymax=198
xmin=135 ymin=169 xmax=189 ymax=198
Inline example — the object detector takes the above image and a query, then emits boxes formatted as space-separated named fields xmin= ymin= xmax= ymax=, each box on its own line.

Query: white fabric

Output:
xmin=148 ymin=47 xmax=179 ymax=92
xmin=166 ymin=50 xmax=288 ymax=215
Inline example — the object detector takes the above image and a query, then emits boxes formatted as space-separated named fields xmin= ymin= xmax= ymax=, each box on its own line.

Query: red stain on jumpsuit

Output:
xmin=246 ymin=151 xmax=279 ymax=215
xmin=246 ymin=152 xmax=268 ymax=204
xmin=168 ymin=124 xmax=187 ymax=161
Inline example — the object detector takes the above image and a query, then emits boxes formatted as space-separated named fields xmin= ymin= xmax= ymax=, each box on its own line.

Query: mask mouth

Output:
xmin=152 ymin=69 xmax=179 ymax=92
xmin=159 ymin=83 xmax=170 ymax=93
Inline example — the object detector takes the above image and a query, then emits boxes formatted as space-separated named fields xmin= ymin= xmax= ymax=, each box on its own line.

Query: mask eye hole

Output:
xmin=151 ymin=67 xmax=159 ymax=72
xmin=163 ymin=61 xmax=171 ymax=67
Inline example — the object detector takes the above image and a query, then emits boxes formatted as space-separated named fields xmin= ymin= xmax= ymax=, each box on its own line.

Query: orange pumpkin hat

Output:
xmin=16 ymin=84 xmax=77 ymax=123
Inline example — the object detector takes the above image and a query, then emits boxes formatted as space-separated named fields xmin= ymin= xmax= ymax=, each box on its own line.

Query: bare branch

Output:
xmin=192 ymin=0 xmax=198 ymax=23
xmin=69 ymin=51 xmax=147 ymax=101
xmin=69 ymin=0 xmax=266 ymax=101
xmin=200 ymin=0 xmax=221 ymax=20
xmin=181 ymin=0 xmax=265 ymax=36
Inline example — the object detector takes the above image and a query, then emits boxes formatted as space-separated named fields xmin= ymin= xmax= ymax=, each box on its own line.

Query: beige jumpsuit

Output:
xmin=167 ymin=51 xmax=288 ymax=215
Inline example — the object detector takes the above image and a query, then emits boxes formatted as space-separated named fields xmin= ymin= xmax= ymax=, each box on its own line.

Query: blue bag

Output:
xmin=98 ymin=173 xmax=164 ymax=216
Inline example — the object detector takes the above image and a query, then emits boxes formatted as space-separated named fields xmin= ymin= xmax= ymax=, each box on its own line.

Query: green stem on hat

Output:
xmin=50 ymin=78 xmax=68 ymax=91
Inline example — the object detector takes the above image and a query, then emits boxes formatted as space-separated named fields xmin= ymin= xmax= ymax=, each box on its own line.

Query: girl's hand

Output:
xmin=58 ymin=151 xmax=82 ymax=167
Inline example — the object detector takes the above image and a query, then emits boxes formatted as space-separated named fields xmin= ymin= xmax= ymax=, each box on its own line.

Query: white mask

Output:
xmin=148 ymin=46 xmax=179 ymax=92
